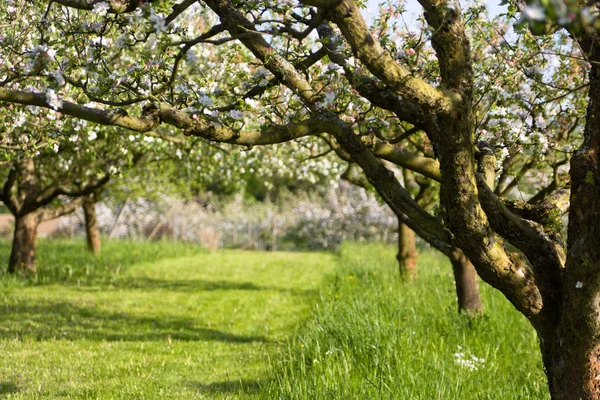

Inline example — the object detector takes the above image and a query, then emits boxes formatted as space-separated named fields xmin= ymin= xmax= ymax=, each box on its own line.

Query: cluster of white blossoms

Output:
xmin=453 ymin=346 xmax=485 ymax=371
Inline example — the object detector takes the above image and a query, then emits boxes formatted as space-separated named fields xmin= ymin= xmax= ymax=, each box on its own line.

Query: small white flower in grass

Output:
xmin=53 ymin=143 xmax=59 ymax=153
xmin=92 ymin=1 xmax=110 ymax=16
xmin=576 ymin=281 xmax=583 ymax=289
xmin=88 ymin=131 xmax=97 ymax=141
xmin=229 ymin=110 xmax=243 ymax=120
xmin=7 ymin=6 xmax=17 ymax=13
xmin=45 ymin=89 xmax=63 ymax=110
xmin=454 ymin=347 xmax=485 ymax=371
xmin=175 ymin=149 xmax=182 ymax=159
xmin=522 ymin=5 xmax=545 ymax=21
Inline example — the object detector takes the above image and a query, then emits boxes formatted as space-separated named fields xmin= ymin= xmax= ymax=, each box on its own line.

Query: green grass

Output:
xmin=259 ymin=242 xmax=549 ymax=399
xmin=0 ymin=239 xmax=337 ymax=399
xmin=0 ymin=240 xmax=550 ymax=399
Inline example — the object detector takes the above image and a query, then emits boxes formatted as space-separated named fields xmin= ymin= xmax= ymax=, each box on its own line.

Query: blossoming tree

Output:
xmin=0 ymin=0 xmax=599 ymax=396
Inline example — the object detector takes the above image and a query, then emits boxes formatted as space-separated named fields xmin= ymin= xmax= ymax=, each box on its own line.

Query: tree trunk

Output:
xmin=538 ymin=327 xmax=600 ymax=400
xmin=537 ymin=42 xmax=600 ymax=400
xmin=8 ymin=213 xmax=39 ymax=274
xmin=448 ymin=249 xmax=483 ymax=315
xmin=397 ymin=219 xmax=418 ymax=279
xmin=83 ymin=196 xmax=101 ymax=255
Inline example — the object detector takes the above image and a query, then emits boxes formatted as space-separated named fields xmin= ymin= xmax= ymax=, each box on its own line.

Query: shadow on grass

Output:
xmin=188 ymin=379 xmax=264 ymax=395
xmin=0 ymin=382 xmax=19 ymax=396
xmin=1 ymin=301 xmax=268 ymax=343
xmin=96 ymin=276 xmax=316 ymax=296
xmin=0 ymin=381 xmax=18 ymax=395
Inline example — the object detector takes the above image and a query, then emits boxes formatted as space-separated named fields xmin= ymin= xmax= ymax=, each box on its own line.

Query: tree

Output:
xmin=0 ymin=0 xmax=597 ymax=396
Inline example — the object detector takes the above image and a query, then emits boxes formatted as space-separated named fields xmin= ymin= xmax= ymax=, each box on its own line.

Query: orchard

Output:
xmin=1 ymin=0 xmax=600 ymax=398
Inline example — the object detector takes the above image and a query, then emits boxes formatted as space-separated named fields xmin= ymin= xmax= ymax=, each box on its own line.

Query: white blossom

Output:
xmin=186 ymin=49 xmax=198 ymax=65
xmin=323 ymin=91 xmax=336 ymax=107
xmin=229 ymin=110 xmax=243 ymax=120
xmin=50 ymin=70 xmax=65 ymax=86
xmin=576 ymin=281 xmax=583 ymax=289
xmin=149 ymin=9 xmax=167 ymax=34
xmin=45 ymin=89 xmax=63 ymax=110
xmin=522 ymin=5 xmax=545 ymax=21
xmin=198 ymin=95 xmax=213 ymax=107
xmin=92 ymin=1 xmax=110 ymax=16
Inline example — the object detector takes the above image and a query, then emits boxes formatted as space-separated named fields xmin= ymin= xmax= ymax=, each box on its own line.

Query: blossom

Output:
xmin=522 ymin=6 xmax=545 ymax=21
xmin=323 ymin=91 xmax=336 ymax=107
xmin=45 ymin=89 xmax=63 ymax=110
xmin=186 ymin=49 xmax=198 ymax=65
xmin=229 ymin=110 xmax=243 ymax=120
xmin=50 ymin=70 xmax=65 ymax=86
xmin=149 ymin=9 xmax=167 ymax=33
xmin=576 ymin=281 xmax=583 ymax=289
xmin=88 ymin=131 xmax=97 ymax=141
xmin=92 ymin=1 xmax=110 ymax=16
xmin=198 ymin=95 xmax=213 ymax=107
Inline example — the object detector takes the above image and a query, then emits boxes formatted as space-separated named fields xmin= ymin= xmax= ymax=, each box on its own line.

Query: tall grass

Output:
xmin=260 ymin=242 xmax=549 ymax=399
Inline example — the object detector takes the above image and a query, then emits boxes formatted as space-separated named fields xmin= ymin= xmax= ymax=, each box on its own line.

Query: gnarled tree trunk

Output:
xmin=8 ymin=212 xmax=40 ymax=274
xmin=83 ymin=195 xmax=101 ymax=255
xmin=535 ymin=42 xmax=600 ymax=400
xmin=448 ymin=249 xmax=483 ymax=315
xmin=397 ymin=220 xmax=418 ymax=279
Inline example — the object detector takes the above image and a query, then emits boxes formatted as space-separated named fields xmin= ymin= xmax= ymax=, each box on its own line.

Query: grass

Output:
xmin=0 ymin=240 xmax=550 ymax=399
xmin=0 ymin=239 xmax=337 ymax=399
xmin=259 ymin=242 xmax=550 ymax=399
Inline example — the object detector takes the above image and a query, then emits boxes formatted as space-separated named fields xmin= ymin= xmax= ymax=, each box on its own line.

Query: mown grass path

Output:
xmin=0 ymin=249 xmax=336 ymax=399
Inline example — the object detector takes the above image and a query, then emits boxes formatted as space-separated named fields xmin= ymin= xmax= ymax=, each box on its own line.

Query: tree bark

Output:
xmin=537 ymin=40 xmax=600 ymax=400
xmin=83 ymin=195 xmax=101 ymax=255
xmin=8 ymin=212 xmax=40 ymax=274
xmin=397 ymin=219 xmax=418 ymax=279
xmin=448 ymin=248 xmax=483 ymax=315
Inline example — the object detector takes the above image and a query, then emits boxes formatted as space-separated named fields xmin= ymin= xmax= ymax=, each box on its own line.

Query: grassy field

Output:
xmin=260 ymin=243 xmax=549 ymax=399
xmin=0 ymin=240 xmax=336 ymax=399
xmin=0 ymin=240 xmax=549 ymax=399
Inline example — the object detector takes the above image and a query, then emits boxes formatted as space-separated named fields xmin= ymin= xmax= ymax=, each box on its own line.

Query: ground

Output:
xmin=0 ymin=245 xmax=335 ymax=399
xmin=0 ymin=241 xmax=550 ymax=399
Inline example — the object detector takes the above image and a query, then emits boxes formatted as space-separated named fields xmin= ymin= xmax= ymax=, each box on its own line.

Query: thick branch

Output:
xmin=306 ymin=0 xmax=457 ymax=114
